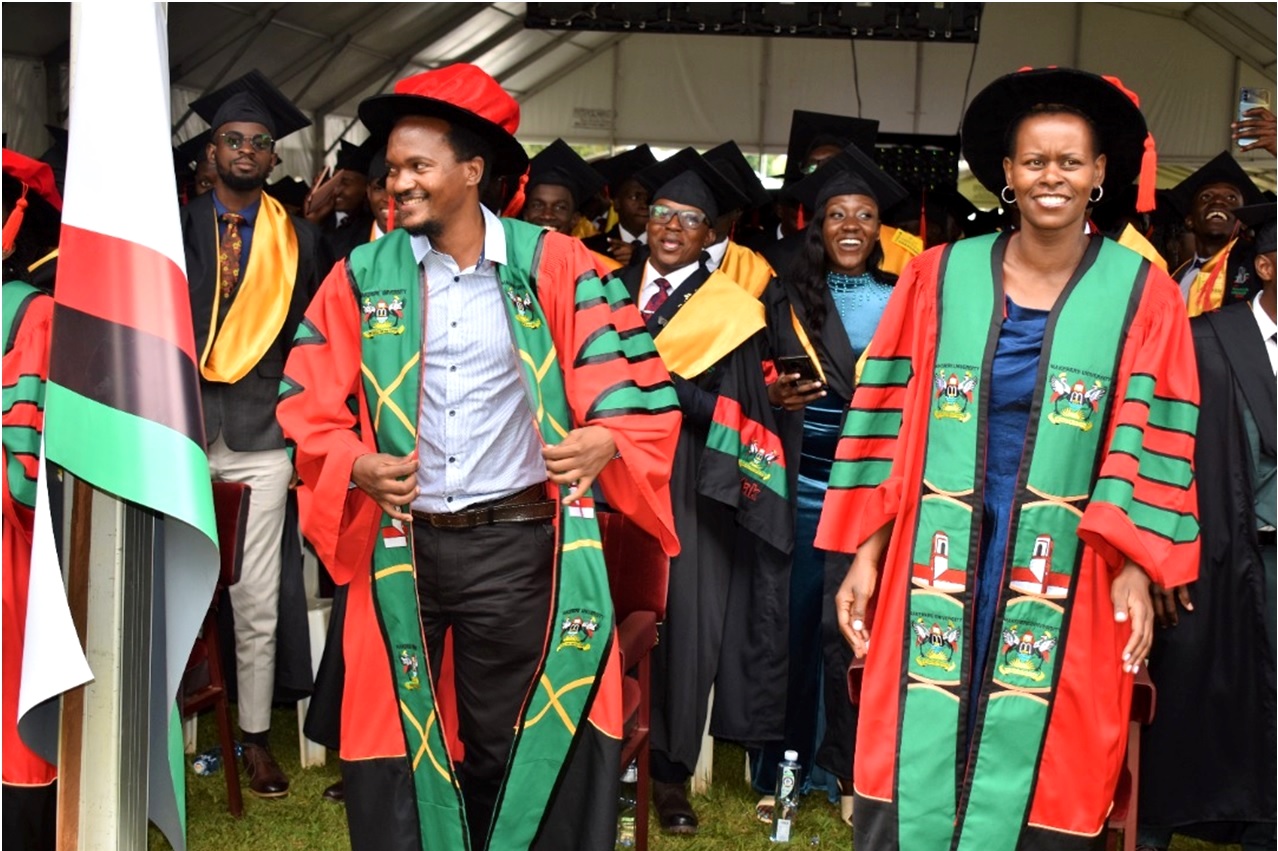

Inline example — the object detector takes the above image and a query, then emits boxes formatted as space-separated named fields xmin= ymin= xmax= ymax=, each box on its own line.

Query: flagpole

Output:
xmin=55 ymin=477 xmax=90 ymax=851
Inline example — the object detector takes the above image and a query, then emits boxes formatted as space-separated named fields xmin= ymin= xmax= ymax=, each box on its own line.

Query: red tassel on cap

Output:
xmin=1102 ymin=74 xmax=1158 ymax=214
xmin=1 ymin=186 xmax=29 ymax=255
xmin=501 ymin=169 xmax=530 ymax=219
xmin=386 ymin=195 xmax=395 ymax=231
xmin=795 ymin=204 xmax=806 ymax=231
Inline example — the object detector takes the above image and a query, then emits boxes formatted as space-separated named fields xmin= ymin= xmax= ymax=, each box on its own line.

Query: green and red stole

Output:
xmin=346 ymin=222 xmax=613 ymax=851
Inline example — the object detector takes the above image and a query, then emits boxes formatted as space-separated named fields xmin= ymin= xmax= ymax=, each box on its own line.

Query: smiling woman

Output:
xmin=817 ymin=67 xmax=1202 ymax=849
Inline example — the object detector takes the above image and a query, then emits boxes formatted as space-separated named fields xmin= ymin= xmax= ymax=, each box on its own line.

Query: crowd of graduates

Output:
xmin=3 ymin=60 xmax=1276 ymax=851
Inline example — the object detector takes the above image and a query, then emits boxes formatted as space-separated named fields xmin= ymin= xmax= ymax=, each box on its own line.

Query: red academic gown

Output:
xmin=277 ymin=227 xmax=680 ymax=850
xmin=816 ymin=243 xmax=1200 ymax=846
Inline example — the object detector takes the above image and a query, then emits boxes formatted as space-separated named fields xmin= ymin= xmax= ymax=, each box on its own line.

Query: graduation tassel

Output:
xmin=501 ymin=168 xmax=530 ymax=218
xmin=386 ymin=195 xmax=395 ymax=231
xmin=795 ymin=203 xmax=806 ymax=231
xmin=1101 ymin=74 xmax=1158 ymax=214
xmin=1 ymin=184 xmax=28 ymax=255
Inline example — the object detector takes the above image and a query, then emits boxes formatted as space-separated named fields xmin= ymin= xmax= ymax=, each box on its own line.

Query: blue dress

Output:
xmin=966 ymin=297 xmax=1049 ymax=744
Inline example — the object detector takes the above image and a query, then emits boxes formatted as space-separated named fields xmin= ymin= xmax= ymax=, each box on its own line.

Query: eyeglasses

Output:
xmin=219 ymin=131 xmax=275 ymax=152
xmin=648 ymin=204 xmax=708 ymax=229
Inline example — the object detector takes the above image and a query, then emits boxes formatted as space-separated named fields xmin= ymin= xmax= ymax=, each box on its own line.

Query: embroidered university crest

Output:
xmin=913 ymin=618 xmax=960 ymax=672
xmin=933 ymin=370 xmax=976 ymax=422
xmin=1047 ymin=373 xmax=1106 ymax=430
xmin=556 ymin=609 xmax=601 ymax=652
xmin=738 ymin=439 xmax=778 ymax=484
xmin=362 ymin=291 xmax=406 ymax=338
xmin=997 ymin=627 xmax=1056 ymax=683
xmin=504 ymin=285 xmax=542 ymax=329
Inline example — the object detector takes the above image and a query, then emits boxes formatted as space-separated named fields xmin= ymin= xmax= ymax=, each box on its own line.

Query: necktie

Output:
xmin=219 ymin=212 xmax=246 ymax=299
xmin=642 ymin=277 xmax=672 ymax=319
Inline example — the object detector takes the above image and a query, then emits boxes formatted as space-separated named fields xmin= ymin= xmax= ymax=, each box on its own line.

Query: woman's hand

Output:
xmin=835 ymin=521 xmax=893 ymax=657
xmin=1111 ymin=559 xmax=1154 ymax=674
xmin=1151 ymin=582 xmax=1194 ymax=628
xmin=767 ymin=373 xmax=826 ymax=411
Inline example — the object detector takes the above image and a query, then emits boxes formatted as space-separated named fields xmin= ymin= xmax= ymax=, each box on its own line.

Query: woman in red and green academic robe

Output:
xmin=817 ymin=68 xmax=1200 ymax=849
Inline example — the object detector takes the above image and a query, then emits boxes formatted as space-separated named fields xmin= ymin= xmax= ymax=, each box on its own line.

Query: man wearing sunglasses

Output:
xmin=180 ymin=69 xmax=330 ymax=801
xmin=608 ymin=151 xmax=789 ymax=836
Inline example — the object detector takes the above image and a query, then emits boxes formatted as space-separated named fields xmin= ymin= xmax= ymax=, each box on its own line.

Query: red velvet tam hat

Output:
xmin=359 ymin=64 xmax=529 ymax=179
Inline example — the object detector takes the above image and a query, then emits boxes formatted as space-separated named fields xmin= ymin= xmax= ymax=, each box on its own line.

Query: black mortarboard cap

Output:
xmin=642 ymin=149 xmax=749 ymax=221
xmin=174 ymin=130 xmax=212 ymax=174
xmin=789 ymin=143 xmax=908 ymax=215
xmin=367 ymin=147 xmax=388 ymax=184
xmin=335 ymin=138 xmax=378 ymax=175
xmin=1169 ymin=151 xmax=1264 ymax=215
xmin=192 ymin=69 xmax=311 ymax=140
xmin=527 ymin=139 xmax=606 ymax=208
xmin=264 ymin=175 xmax=310 ymax=209
xmin=704 ymin=141 xmax=770 ymax=210
xmin=783 ymin=110 xmax=880 ymax=184
xmin=926 ymin=186 xmax=988 ymax=237
xmin=591 ymin=144 xmax=657 ymax=194
xmin=1234 ymin=202 xmax=1276 ymax=254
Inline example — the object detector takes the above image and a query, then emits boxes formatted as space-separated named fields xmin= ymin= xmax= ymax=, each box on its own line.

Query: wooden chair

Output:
xmin=598 ymin=512 xmax=670 ymax=851
xmin=181 ymin=482 xmax=250 ymax=817
xmin=846 ymin=659 xmax=1155 ymax=849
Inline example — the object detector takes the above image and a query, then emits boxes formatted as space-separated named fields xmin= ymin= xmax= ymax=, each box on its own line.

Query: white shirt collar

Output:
xmin=642 ymin=258 xmax=701 ymax=293
xmin=1252 ymin=292 xmax=1277 ymax=344
xmin=617 ymin=223 xmax=647 ymax=245
xmin=409 ymin=205 xmax=508 ymax=270
xmin=372 ymin=223 xmax=385 ymax=240
xmin=705 ymin=239 xmax=729 ymax=271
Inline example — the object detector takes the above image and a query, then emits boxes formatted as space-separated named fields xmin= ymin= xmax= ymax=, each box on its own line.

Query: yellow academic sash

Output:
xmin=878 ymin=225 xmax=922 ymax=276
xmin=655 ymin=269 xmax=766 ymax=379
xmin=788 ymin=308 xmax=827 ymax=384
xmin=1184 ymin=239 xmax=1237 ymax=318
xmin=1117 ymin=223 xmax=1168 ymax=272
xmin=719 ymin=240 xmax=775 ymax=298
xmin=200 ymin=194 xmax=299 ymax=383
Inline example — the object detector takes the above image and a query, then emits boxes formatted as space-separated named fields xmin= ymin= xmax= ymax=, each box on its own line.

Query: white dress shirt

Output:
xmin=411 ymin=206 xmax=546 ymax=513
xmin=638 ymin=258 xmax=702 ymax=313
xmin=617 ymin=223 xmax=647 ymax=245
xmin=704 ymin=239 xmax=729 ymax=272
xmin=1252 ymin=293 xmax=1278 ymax=377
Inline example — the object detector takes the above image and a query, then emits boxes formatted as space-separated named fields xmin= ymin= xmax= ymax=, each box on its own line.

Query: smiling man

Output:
xmin=181 ymin=69 xmax=329 ymax=800
xmin=608 ymin=152 xmax=789 ymax=836
xmin=1169 ymin=151 xmax=1265 ymax=316
xmin=277 ymin=64 xmax=680 ymax=851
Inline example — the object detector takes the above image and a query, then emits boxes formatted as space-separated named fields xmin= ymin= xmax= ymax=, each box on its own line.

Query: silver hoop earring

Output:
xmin=1000 ymin=185 xmax=1017 ymax=205
xmin=1089 ymin=185 xmax=1104 ymax=203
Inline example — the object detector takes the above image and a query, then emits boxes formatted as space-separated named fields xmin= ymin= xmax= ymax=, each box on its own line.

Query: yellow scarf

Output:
xmin=719 ymin=240 xmax=775 ymax=298
xmin=1116 ymin=223 xmax=1168 ymax=272
xmin=200 ymin=194 xmax=298 ymax=383
xmin=654 ymin=270 xmax=765 ymax=379
xmin=879 ymin=225 xmax=922 ymax=276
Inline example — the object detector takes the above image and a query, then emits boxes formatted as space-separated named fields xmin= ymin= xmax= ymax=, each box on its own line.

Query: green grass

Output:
xmin=152 ymin=708 xmax=1241 ymax=851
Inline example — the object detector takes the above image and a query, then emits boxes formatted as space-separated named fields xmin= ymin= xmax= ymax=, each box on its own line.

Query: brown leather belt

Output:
xmin=411 ymin=483 xmax=556 ymax=530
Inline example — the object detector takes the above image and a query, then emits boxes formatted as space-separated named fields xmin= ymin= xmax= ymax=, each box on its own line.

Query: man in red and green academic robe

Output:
xmin=816 ymin=233 xmax=1200 ymax=848
xmin=277 ymin=64 xmax=680 ymax=851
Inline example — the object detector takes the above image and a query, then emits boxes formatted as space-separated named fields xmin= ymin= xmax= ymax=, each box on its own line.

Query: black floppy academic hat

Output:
xmin=264 ymin=176 xmax=310 ymax=209
xmin=788 ymin=142 xmax=908 ymax=216
xmin=961 ymin=67 xmax=1147 ymax=198
xmin=1234 ymin=202 xmax=1276 ymax=254
xmin=1169 ymin=151 xmax=1265 ymax=215
xmin=174 ymin=130 xmax=212 ymax=174
xmin=527 ymin=139 xmax=606 ymax=208
xmin=783 ymin=110 xmax=880 ymax=184
xmin=704 ymin=141 xmax=771 ymax=210
xmin=637 ymin=148 xmax=749 ymax=221
xmin=191 ymin=69 xmax=311 ymax=140
xmin=591 ymin=144 xmax=657 ymax=194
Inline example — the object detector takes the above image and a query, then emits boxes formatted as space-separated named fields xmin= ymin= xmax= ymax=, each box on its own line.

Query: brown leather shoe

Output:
xmin=322 ymin=779 xmax=345 ymax=803
xmin=653 ymin=780 xmax=698 ymax=835
xmin=241 ymin=743 xmax=289 ymax=798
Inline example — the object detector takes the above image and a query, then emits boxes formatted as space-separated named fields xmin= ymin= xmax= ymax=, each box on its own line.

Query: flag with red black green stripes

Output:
xmin=42 ymin=6 xmax=218 ymax=848
xmin=699 ymin=340 xmax=793 ymax=554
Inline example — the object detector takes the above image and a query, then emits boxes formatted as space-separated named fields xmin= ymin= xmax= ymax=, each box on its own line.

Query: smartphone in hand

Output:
xmin=1237 ymin=87 xmax=1271 ymax=148
xmin=775 ymin=353 xmax=820 ymax=384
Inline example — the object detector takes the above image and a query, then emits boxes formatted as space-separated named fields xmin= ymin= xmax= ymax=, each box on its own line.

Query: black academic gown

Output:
xmin=324 ymin=210 xmax=375 ymax=264
xmin=611 ymin=263 xmax=788 ymax=773
xmin=582 ymin=225 xmax=645 ymax=267
xmin=182 ymin=191 xmax=331 ymax=704
xmin=1139 ymin=301 xmax=1277 ymax=840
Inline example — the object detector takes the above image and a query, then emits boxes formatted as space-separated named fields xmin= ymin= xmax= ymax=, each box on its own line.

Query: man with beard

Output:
xmin=181 ymin=69 xmax=329 ymax=800
xmin=1169 ymin=151 xmax=1265 ymax=316
xmin=277 ymin=64 xmax=680 ymax=851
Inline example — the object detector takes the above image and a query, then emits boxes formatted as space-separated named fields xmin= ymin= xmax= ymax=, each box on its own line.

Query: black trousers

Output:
xmin=413 ymin=518 xmax=556 ymax=851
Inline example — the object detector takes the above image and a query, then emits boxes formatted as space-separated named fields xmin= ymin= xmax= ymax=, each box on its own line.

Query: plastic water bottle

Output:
xmin=616 ymin=760 xmax=638 ymax=848
xmin=770 ymin=750 xmax=801 ymax=843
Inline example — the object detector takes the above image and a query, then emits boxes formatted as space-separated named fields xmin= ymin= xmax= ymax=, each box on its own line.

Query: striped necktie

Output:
xmin=642 ymin=277 xmax=671 ymax=319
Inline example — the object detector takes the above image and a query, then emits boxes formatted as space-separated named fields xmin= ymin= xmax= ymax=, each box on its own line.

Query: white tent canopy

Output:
xmin=4 ymin=2 xmax=1274 ymax=189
